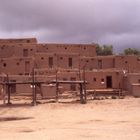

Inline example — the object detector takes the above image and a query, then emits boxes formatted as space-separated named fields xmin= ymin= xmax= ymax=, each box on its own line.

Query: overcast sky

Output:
xmin=0 ymin=0 xmax=140 ymax=52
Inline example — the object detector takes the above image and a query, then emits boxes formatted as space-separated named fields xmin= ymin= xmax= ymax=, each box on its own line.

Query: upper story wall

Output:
xmin=80 ymin=55 xmax=140 ymax=72
xmin=115 ymin=55 xmax=140 ymax=72
xmin=36 ymin=43 xmax=96 ymax=57
xmin=35 ymin=52 xmax=80 ymax=69
xmin=80 ymin=56 xmax=115 ymax=70
xmin=0 ymin=38 xmax=37 ymax=44
xmin=0 ymin=38 xmax=37 ymax=58
xmin=0 ymin=44 xmax=37 ymax=58
xmin=0 ymin=57 xmax=34 ymax=75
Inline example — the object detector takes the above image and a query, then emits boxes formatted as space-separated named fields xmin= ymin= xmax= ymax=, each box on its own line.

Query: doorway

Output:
xmin=106 ymin=76 xmax=112 ymax=88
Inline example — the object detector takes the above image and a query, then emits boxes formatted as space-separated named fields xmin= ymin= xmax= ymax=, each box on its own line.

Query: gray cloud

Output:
xmin=0 ymin=0 xmax=140 ymax=52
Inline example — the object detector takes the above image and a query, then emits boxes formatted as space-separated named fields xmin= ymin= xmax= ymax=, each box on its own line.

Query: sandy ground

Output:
xmin=0 ymin=97 xmax=140 ymax=140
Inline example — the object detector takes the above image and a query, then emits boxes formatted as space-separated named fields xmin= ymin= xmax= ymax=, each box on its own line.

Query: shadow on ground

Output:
xmin=0 ymin=117 xmax=33 ymax=122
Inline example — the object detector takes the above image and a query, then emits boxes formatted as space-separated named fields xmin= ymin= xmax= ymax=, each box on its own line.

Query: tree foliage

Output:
xmin=123 ymin=48 xmax=140 ymax=55
xmin=96 ymin=44 xmax=113 ymax=56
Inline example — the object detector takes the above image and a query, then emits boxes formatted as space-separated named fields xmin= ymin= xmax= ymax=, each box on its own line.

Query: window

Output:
xmin=25 ymin=61 xmax=30 ymax=73
xmin=93 ymin=78 xmax=96 ymax=82
xmin=3 ymin=63 xmax=7 ymax=67
xmin=16 ymin=62 xmax=20 ymax=66
xmin=27 ymin=40 xmax=30 ymax=43
xmin=138 ymin=79 xmax=140 ymax=83
xmin=60 ymin=57 xmax=63 ymax=60
xmin=41 ymin=57 xmax=44 ymax=60
xmin=101 ymin=78 xmax=104 ymax=82
xmin=23 ymin=49 xmax=28 ymax=57
xmin=68 ymin=57 xmax=72 ymax=68
xmin=125 ymin=61 xmax=128 ymax=64
xmin=49 ymin=57 xmax=53 ymax=68
xmin=101 ymin=78 xmax=105 ymax=85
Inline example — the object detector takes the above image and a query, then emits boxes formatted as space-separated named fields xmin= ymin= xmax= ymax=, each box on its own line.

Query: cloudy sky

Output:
xmin=0 ymin=0 xmax=140 ymax=52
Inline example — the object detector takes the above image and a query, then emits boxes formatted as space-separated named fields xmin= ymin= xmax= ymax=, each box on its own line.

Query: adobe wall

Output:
xmin=54 ymin=70 xmax=124 ymax=91
xmin=80 ymin=55 xmax=140 ymax=72
xmin=124 ymin=73 xmax=140 ymax=94
xmin=0 ymin=38 xmax=37 ymax=44
xmin=57 ymin=71 xmax=80 ymax=91
xmin=1 ymin=37 xmax=140 ymax=96
xmin=131 ymin=84 xmax=140 ymax=97
xmin=0 ymin=42 xmax=36 ymax=58
xmin=85 ymin=70 xmax=123 ymax=89
xmin=0 ymin=57 xmax=34 ymax=75
xmin=115 ymin=55 xmax=140 ymax=72
xmin=80 ymin=56 xmax=115 ymax=70
xmin=35 ymin=53 xmax=57 ymax=69
xmin=0 ymin=44 xmax=15 ymax=58
xmin=57 ymin=53 xmax=79 ymax=69
xmin=36 ymin=43 xmax=96 ymax=57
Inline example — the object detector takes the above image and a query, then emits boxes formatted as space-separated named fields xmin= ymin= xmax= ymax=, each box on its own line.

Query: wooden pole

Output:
xmin=56 ymin=69 xmax=59 ymax=102
xmin=2 ymin=84 xmax=6 ymax=104
xmin=83 ymin=67 xmax=87 ymax=103
xmin=32 ymin=68 xmax=36 ymax=106
xmin=7 ymin=74 xmax=11 ymax=105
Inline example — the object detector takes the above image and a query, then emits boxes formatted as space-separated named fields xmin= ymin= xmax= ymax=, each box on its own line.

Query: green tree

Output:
xmin=96 ymin=44 xmax=113 ymax=56
xmin=124 ymin=48 xmax=140 ymax=55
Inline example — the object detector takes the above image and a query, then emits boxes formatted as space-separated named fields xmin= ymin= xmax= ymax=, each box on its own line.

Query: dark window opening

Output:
xmin=23 ymin=49 xmax=28 ymax=57
xmin=106 ymin=76 xmax=112 ymax=88
xmin=25 ymin=61 xmax=30 ymax=73
xmin=60 ymin=57 xmax=63 ymax=60
xmin=65 ymin=47 xmax=67 ymax=50
xmin=101 ymin=78 xmax=104 ymax=82
xmin=138 ymin=79 xmax=140 ymax=83
xmin=125 ymin=61 xmax=128 ymax=64
xmin=3 ymin=63 xmax=7 ymax=67
xmin=27 ymin=40 xmax=30 ymax=43
xmin=16 ymin=62 xmax=20 ymax=66
xmin=30 ymin=49 xmax=33 ymax=51
xmin=68 ymin=57 xmax=72 ymax=68
xmin=49 ymin=57 xmax=53 ymax=68
xmin=93 ymin=78 xmax=96 ymax=82
xmin=41 ymin=57 xmax=44 ymax=60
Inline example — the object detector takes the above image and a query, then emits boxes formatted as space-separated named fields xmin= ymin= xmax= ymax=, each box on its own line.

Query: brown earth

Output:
xmin=0 ymin=97 xmax=140 ymax=140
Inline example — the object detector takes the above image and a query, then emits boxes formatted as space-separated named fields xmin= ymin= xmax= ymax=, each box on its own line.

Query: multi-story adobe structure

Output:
xmin=0 ymin=38 xmax=140 ymax=99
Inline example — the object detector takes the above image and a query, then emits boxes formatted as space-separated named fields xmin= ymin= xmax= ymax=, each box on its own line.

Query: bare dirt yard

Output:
xmin=0 ymin=97 xmax=140 ymax=140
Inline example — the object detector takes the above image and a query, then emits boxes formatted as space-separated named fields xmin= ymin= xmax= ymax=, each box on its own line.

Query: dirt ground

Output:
xmin=0 ymin=97 xmax=140 ymax=140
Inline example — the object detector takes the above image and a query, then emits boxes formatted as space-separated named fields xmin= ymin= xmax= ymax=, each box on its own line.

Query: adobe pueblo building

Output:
xmin=0 ymin=38 xmax=140 ymax=103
